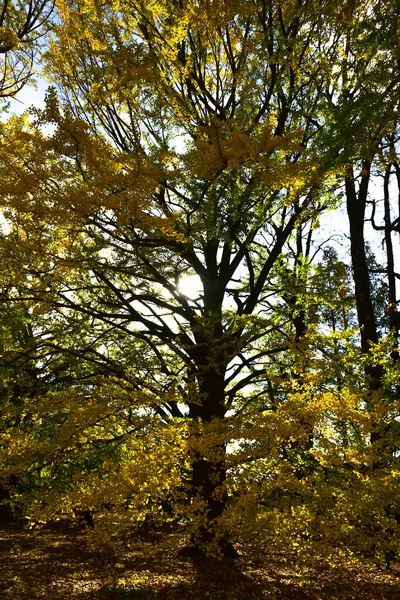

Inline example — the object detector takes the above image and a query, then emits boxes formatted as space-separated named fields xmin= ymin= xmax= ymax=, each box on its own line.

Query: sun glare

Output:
xmin=178 ymin=274 xmax=202 ymax=299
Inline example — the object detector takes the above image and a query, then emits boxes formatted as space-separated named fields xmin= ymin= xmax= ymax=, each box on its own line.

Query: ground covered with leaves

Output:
xmin=1 ymin=519 xmax=399 ymax=599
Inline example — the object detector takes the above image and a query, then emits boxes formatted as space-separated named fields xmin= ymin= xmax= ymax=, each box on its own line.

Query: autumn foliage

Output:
xmin=0 ymin=0 xmax=399 ymax=565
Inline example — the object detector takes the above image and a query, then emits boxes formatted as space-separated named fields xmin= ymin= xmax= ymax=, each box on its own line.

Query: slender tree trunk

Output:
xmin=0 ymin=484 xmax=14 ymax=521
xmin=283 ymin=226 xmax=312 ymax=472
xmin=345 ymin=162 xmax=385 ymax=442
xmin=345 ymin=160 xmax=398 ymax=566
xmin=383 ymin=163 xmax=400 ymax=369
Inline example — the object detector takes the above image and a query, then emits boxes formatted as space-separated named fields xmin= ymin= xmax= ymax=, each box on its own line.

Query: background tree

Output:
xmin=0 ymin=0 xmax=55 ymax=519
xmin=334 ymin=0 xmax=400 ymax=469
xmin=0 ymin=0 xmax=54 ymax=100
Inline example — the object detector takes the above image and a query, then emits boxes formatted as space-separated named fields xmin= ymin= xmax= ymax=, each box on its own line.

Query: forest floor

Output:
xmin=1 ymin=519 xmax=400 ymax=600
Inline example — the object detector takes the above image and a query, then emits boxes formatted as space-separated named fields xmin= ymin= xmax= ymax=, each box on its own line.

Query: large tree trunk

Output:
xmin=187 ymin=367 xmax=238 ymax=558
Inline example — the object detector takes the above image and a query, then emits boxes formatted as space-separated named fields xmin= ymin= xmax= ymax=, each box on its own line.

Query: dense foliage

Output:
xmin=0 ymin=0 xmax=399 ymax=563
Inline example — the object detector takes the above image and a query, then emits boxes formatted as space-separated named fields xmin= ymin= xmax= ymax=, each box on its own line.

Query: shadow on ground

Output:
xmin=1 ymin=519 xmax=400 ymax=599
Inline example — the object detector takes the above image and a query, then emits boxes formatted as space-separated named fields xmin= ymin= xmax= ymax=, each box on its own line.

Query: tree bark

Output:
xmin=383 ymin=163 xmax=400 ymax=368
xmin=345 ymin=161 xmax=385 ymax=444
xmin=187 ymin=361 xmax=238 ymax=557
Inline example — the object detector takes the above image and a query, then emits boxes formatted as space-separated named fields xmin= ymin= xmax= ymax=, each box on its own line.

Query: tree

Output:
xmin=335 ymin=0 xmax=400 ymax=454
xmin=332 ymin=2 xmax=400 ymax=562
xmin=0 ymin=0 xmax=55 ymax=520
xmin=1 ymin=0 xmax=400 ymax=559
xmin=0 ymin=0 xmax=54 ymax=99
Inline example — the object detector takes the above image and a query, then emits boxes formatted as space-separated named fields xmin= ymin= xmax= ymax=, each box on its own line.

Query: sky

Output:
xmin=5 ymin=76 xmax=49 ymax=117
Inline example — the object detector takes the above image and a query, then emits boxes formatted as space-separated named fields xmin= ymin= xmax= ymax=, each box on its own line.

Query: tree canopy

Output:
xmin=0 ymin=0 xmax=399 ymax=561
xmin=0 ymin=1 xmax=54 ymax=99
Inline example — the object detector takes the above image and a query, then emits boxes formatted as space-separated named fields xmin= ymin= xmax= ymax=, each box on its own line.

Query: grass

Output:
xmin=1 ymin=519 xmax=400 ymax=599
